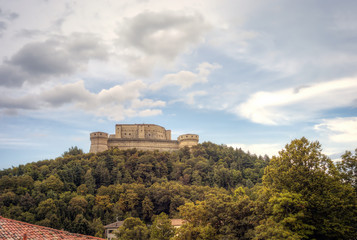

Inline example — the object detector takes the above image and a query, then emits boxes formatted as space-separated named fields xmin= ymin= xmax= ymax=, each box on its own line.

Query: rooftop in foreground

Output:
xmin=0 ymin=216 xmax=105 ymax=240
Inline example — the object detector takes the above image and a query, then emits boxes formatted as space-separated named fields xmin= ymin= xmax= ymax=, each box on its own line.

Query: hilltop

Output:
xmin=0 ymin=139 xmax=356 ymax=239
xmin=0 ymin=142 xmax=268 ymax=237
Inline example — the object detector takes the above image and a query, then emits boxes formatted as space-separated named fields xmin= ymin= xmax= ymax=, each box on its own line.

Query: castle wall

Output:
xmin=178 ymin=134 xmax=199 ymax=148
xmin=90 ymin=124 xmax=199 ymax=154
xmin=90 ymin=132 xmax=108 ymax=153
xmin=165 ymin=130 xmax=171 ymax=140
xmin=107 ymin=138 xmax=179 ymax=152
xmin=115 ymin=124 xmax=170 ymax=140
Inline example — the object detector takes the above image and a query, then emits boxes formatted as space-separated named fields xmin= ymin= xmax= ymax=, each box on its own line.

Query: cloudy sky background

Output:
xmin=0 ymin=0 xmax=356 ymax=169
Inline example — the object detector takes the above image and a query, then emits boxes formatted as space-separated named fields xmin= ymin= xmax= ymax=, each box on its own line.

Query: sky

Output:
xmin=0 ymin=0 xmax=356 ymax=169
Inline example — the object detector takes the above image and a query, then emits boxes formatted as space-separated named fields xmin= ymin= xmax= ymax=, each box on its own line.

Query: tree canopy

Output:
xmin=0 ymin=139 xmax=355 ymax=239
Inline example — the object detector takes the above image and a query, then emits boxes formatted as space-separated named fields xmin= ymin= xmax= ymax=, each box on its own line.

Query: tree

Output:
xmin=337 ymin=148 xmax=357 ymax=191
xmin=62 ymin=146 xmax=83 ymax=157
xmin=253 ymin=191 xmax=314 ymax=240
xmin=41 ymin=175 xmax=64 ymax=193
xmin=71 ymin=214 xmax=91 ymax=235
xmin=173 ymin=223 xmax=217 ymax=240
xmin=91 ymin=218 xmax=104 ymax=238
xmin=257 ymin=137 xmax=357 ymax=239
xmin=84 ymin=169 xmax=96 ymax=194
xmin=115 ymin=217 xmax=150 ymax=240
xmin=0 ymin=191 xmax=17 ymax=207
xmin=37 ymin=198 xmax=58 ymax=219
xmin=142 ymin=196 xmax=154 ymax=222
xmin=177 ymin=191 xmax=254 ymax=240
xmin=69 ymin=196 xmax=88 ymax=215
xmin=77 ymin=184 xmax=89 ymax=195
xmin=150 ymin=213 xmax=175 ymax=240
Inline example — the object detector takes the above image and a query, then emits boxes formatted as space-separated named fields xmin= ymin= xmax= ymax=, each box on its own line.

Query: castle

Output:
xmin=90 ymin=124 xmax=199 ymax=153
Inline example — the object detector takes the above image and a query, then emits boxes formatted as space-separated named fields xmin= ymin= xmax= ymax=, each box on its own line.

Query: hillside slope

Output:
xmin=0 ymin=142 xmax=268 ymax=237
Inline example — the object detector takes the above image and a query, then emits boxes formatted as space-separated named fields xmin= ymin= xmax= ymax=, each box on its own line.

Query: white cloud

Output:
xmin=235 ymin=77 xmax=357 ymax=125
xmin=314 ymin=117 xmax=357 ymax=143
xmin=152 ymin=62 xmax=221 ymax=90
xmin=117 ymin=10 xmax=211 ymax=76
xmin=186 ymin=91 xmax=208 ymax=105
xmin=0 ymin=80 xmax=165 ymax=121
xmin=227 ymin=143 xmax=283 ymax=157
xmin=131 ymin=99 xmax=166 ymax=109
xmin=0 ymin=137 xmax=40 ymax=148
xmin=138 ymin=109 xmax=163 ymax=117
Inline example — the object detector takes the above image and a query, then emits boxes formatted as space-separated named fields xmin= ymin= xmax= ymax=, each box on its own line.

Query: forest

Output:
xmin=0 ymin=138 xmax=356 ymax=239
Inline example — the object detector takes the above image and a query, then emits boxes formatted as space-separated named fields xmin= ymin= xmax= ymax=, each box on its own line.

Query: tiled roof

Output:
xmin=0 ymin=216 xmax=105 ymax=240
xmin=104 ymin=221 xmax=124 ymax=229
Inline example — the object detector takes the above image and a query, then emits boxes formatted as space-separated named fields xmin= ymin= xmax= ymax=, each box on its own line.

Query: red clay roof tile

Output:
xmin=0 ymin=216 xmax=105 ymax=240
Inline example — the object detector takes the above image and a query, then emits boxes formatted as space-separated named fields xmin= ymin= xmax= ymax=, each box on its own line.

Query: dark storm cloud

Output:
xmin=0 ymin=33 xmax=109 ymax=88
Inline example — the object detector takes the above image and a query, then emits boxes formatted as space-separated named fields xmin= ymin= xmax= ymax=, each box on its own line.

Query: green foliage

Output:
xmin=41 ymin=175 xmax=64 ymax=193
xmin=253 ymin=218 xmax=303 ymax=240
xmin=337 ymin=148 xmax=357 ymax=191
xmin=62 ymin=146 xmax=84 ymax=157
xmin=0 ymin=142 xmax=265 ymax=237
xmin=91 ymin=218 xmax=104 ymax=238
xmin=71 ymin=214 xmax=91 ymax=235
xmin=2 ymin=139 xmax=354 ymax=239
xmin=255 ymin=137 xmax=357 ymax=240
xmin=115 ymin=217 xmax=150 ymax=240
xmin=173 ymin=223 xmax=217 ymax=240
xmin=176 ymin=191 xmax=254 ymax=240
xmin=150 ymin=213 xmax=175 ymax=240
xmin=142 ymin=196 xmax=154 ymax=222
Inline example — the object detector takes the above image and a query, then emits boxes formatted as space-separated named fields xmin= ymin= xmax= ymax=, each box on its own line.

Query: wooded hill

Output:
xmin=0 ymin=139 xmax=356 ymax=239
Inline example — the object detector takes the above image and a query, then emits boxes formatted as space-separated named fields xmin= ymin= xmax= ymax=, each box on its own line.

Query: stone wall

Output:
xmin=90 ymin=132 xmax=108 ymax=153
xmin=107 ymin=138 xmax=179 ymax=152
xmin=115 ymin=124 xmax=170 ymax=140
xmin=90 ymin=124 xmax=199 ymax=154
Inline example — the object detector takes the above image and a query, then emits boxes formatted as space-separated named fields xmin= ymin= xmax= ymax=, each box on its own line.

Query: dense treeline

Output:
xmin=1 ymin=139 xmax=356 ymax=239
xmin=114 ymin=139 xmax=357 ymax=240
xmin=0 ymin=142 xmax=268 ymax=237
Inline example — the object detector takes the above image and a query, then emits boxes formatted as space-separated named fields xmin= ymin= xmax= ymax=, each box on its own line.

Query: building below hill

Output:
xmin=0 ymin=216 xmax=105 ymax=240
xmin=170 ymin=219 xmax=186 ymax=228
xmin=104 ymin=220 xmax=123 ymax=240
xmin=90 ymin=124 xmax=199 ymax=153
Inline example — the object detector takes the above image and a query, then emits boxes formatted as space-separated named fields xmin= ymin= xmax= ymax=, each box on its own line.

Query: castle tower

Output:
xmin=178 ymin=134 xmax=199 ymax=149
xmin=90 ymin=132 xmax=109 ymax=153
xmin=89 ymin=124 xmax=199 ymax=154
